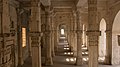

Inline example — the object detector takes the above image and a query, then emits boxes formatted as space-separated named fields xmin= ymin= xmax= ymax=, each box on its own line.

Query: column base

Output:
xmin=45 ymin=57 xmax=53 ymax=66
xmin=76 ymin=57 xmax=83 ymax=65
xmin=105 ymin=56 xmax=111 ymax=65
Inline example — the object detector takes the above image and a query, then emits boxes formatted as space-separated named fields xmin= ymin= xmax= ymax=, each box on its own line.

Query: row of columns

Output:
xmin=30 ymin=0 xmax=55 ymax=66
xmin=0 ymin=0 xmax=112 ymax=67
xmin=29 ymin=0 xmax=111 ymax=67
xmin=75 ymin=0 xmax=99 ymax=67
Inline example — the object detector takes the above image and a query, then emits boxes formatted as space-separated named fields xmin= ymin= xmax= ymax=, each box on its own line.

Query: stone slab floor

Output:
xmin=23 ymin=55 xmax=120 ymax=67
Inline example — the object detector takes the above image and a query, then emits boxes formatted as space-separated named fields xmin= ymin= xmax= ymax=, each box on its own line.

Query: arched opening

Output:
xmin=58 ymin=24 xmax=68 ymax=45
xmin=112 ymin=10 xmax=120 ymax=65
xmin=61 ymin=28 xmax=65 ymax=35
xmin=99 ymin=18 xmax=106 ymax=62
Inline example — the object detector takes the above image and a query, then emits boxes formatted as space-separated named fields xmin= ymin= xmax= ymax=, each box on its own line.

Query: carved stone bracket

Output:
xmin=105 ymin=30 xmax=112 ymax=33
xmin=30 ymin=31 xmax=43 ymax=37
xmin=30 ymin=31 xmax=43 ymax=47
xmin=86 ymin=30 xmax=101 ymax=36
xmin=76 ymin=30 xmax=83 ymax=33
xmin=88 ymin=41 xmax=98 ymax=46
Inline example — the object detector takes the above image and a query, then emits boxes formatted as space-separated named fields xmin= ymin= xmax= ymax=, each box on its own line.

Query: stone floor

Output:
xmin=23 ymin=55 xmax=120 ymax=67
xmin=22 ymin=41 xmax=120 ymax=67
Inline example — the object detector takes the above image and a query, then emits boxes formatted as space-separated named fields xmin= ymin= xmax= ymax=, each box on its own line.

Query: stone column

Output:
xmin=87 ymin=0 xmax=99 ymax=67
xmin=18 ymin=17 xmax=24 ymax=66
xmin=69 ymin=16 xmax=74 ymax=52
xmin=45 ymin=7 xmax=53 ymax=65
xmin=30 ymin=0 xmax=42 ymax=67
xmin=76 ymin=10 xmax=83 ymax=65
xmin=76 ymin=31 xmax=83 ymax=65
xmin=51 ymin=14 xmax=55 ymax=57
xmin=51 ymin=30 xmax=55 ymax=57
xmin=54 ymin=29 xmax=58 ymax=52
xmin=0 ymin=2 xmax=2 ymax=66
xmin=45 ymin=31 xmax=53 ymax=65
xmin=105 ymin=30 xmax=112 ymax=64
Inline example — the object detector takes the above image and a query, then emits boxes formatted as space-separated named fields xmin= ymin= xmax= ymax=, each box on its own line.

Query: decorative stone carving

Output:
xmin=88 ymin=0 xmax=99 ymax=67
xmin=30 ymin=31 xmax=42 ymax=37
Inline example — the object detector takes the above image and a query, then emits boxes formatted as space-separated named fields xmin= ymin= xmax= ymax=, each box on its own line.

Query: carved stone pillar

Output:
xmin=30 ymin=0 xmax=42 ymax=67
xmin=76 ymin=31 xmax=83 ymax=65
xmin=69 ymin=16 xmax=74 ymax=52
xmin=51 ymin=30 xmax=55 ymax=57
xmin=76 ymin=11 xmax=83 ymax=65
xmin=105 ymin=30 xmax=112 ymax=64
xmin=88 ymin=0 xmax=99 ymax=67
xmin=17 ymin=12 xmax=24 ymax=66
xmin=30 ymin=32 xmax=42 ymax=67
xmin=45 ymin=7 xmax=53 ymax=65
xmin=54 ymin=29 xmax=58 ymax=52
xmin=45 ymin=31 xmax=53 ymax=65
xmin=72 ymin=12 xmax=77 ymax=57
xmin=51 ymin=14 xmax=55 ymax=57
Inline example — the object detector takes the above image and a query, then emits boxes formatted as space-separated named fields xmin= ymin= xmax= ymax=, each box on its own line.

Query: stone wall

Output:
xmin=1 ymin=0 xmax=18 ymax=67
xmin=112 ymin=10 xmax=120 ymax=65
xmin=108 ymin=1 xmax=120 ymax=65
xmin=0 ymin=0 xmax=30 ymax=67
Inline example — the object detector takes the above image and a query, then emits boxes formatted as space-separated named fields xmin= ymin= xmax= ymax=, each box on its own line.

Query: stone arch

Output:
xmin=58 ymin=23 xmax=67 ymax=38
xmin=112 ymin=10 xmax=120 ymax=65
xmin=99 ymin=18 xmax=106 ymax=62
